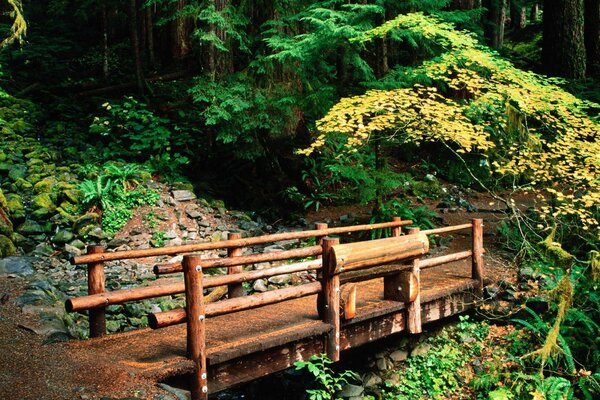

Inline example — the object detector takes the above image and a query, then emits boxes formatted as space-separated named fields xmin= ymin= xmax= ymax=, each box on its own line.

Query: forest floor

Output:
xmin=0 ymin=190 xmax=530 ymax=400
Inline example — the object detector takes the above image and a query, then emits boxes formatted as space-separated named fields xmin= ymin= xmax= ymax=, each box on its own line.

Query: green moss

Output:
xmin=14 ymin=177 xmax=32 ymax=190
xmin=32 ymin=193 xmax=56 ymax=212
xmin=0 ymin=235 xmax=17 ymax=257
xmin=5 ymin=193 xmax=25 ymax=218
xmin=0 ymin=188 xmax=7 ymax=210
xmin=33 ymin=177 xmax=57 ymax=193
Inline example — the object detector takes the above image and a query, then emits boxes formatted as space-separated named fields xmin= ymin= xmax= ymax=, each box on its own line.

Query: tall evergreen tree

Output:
xmin=585 ymin=0 xmax=600 ymax=76
xmin=542 ymin=0 xmax=587 ymax=79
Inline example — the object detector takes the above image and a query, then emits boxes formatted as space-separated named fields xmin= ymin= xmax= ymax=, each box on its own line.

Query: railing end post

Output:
xmin=87 ymin=245 xmax=106 ymax=338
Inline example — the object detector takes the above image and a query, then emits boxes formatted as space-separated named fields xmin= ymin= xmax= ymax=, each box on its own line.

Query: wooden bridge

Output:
xmin=66 ymin=218 xmax=484 ymax=399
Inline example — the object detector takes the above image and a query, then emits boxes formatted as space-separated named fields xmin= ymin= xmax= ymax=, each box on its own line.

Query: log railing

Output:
xmin=66 ymin=219 xmax=413 ymax=337
xmin=65 ymin=217 xmax=484 ymax=400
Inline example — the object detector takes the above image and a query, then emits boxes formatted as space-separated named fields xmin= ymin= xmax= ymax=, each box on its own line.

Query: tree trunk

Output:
xmin=101 ymin=4 xmax=109 ymax=80
xmin=214 ymin=0 xmax=233 ymax=76
xmin=129 ymin=0 xmax=145 ymax=93
xmin=171 ymin=0 xmax=191 ymax=59
xmin=510 ymin=2 xmax=527 ymax=29
xmin=530 ymin=3 xmax=540 ymax=22
xmin=483 ymin=0 xmax=507 ymax=48
xmin=146 ymin=6 xmax=156 ymax=69
xmin=450 ymin=0 xmax=476 ymax=9
xmin=542 ymin=0 xmax=586 ymax=79
xmin=585 ymin=0 xmax=600 ymax=76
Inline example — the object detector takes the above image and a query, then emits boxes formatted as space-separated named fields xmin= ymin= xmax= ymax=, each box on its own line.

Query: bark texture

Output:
xmin=585 ymin=0 xmax=600 ymax=76
xmin=543 ymin=0 xmax=587 ymax=79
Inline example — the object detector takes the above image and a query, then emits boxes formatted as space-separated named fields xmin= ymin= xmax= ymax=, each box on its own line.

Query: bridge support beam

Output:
xmin=322 ymin=237 xmax=340 ymax=361
xmin=184 ymin=255 xmax=208 ymax=400
xmin=405 ymin=227 xmax=422 ymax=334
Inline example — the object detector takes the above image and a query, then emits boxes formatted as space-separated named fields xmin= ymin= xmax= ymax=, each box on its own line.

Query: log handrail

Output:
xmin=154 ymin=245 xmax=322 ymax=274
xmin=70 ymin=220 xmax=413 ymax=265
xmin=66 ymin=259 xmax=322 ymax=312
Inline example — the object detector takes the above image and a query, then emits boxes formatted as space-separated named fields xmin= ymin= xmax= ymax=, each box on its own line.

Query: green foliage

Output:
xmin=294 ymin=354 xmax=360 ymax=400
xmin=189 ymin=73 xmax=298 ymax=161
xmin=89 ymin=97 xmax=190 ymax=176
xmin=151 ymin=231 xmax=167 ymax=247
xmin=369 ymin=198 xmax=437 ymax=239
xmin=382 ymin=316 xmax=488 ymax=399
xmin=78 ymin=162 xmax=159 ymax=236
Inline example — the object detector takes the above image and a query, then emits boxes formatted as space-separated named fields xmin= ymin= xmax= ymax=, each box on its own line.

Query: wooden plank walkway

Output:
xmin=66 ymin=260 xmax=477 ymax=394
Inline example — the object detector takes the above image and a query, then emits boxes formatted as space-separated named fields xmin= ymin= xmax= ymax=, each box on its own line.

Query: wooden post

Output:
xmin=183 ymin=255 xmax=208 ymax=400
xmin=471 ymin=219 xmax=484 ymax=291
xmin=405 ymin=227 xmax=422 ymax=334
xmin=87 ymin=245 xmax=106 ymax=338
xmin=227 ymin=232 xmax=244 ymax=298
xmin=321 ymin=237 xmax=340 ymax=361
xmin=391 ymin=216 xmax=402 ymax=237
xmin=315 ymin=223 xmax=328 ymax=319
xmin=384 ymin=217 xmax=403 ymax=301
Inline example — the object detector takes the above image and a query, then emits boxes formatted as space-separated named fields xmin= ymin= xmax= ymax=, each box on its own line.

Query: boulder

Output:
xmin=0 ymin=235 xmax=17 ymax=257
xmin=17 ymin=219 xmax=44 ymax=235
xmin=6 ymin=193 xmax=25 ymax=219
xmin=0 ymin=256 xmax=37 ymax=276
xmin=51 ymin=229 xmax=74 ymax=243
xmin=32 ymin=193 xmax=56 ymax=212
xmin=172 ymin=190 xmax=196 ymax=202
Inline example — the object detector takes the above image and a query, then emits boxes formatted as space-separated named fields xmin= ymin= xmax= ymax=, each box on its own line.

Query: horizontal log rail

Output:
xmin=154 ymin=245 xmax=322 ymax=275
xmin=67 ymin=260 xmax=322 ymax=312
xmin=421 ymin=223 xmax=472 ymax=235
xmin=71 ymin=220 xmax=413 ymax=265
xmin=149 ymin=281 xmax=323 ymax=329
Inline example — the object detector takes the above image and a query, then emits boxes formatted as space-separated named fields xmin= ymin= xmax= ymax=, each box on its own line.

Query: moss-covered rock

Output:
xmin=0 ymin=235 xmax=17 ymax=257
xmin=73 ymin=213 xmax=100 ymax=235
xmin=5 ymin=193 xmax=25 ymax=219
xmin=26 ymin=173 xmax=42 ymax=185
xmin=17 ymin=219 xmax=43 ymax=235
xmin=51 ymin=229 xmax=74 ymax=243
xmin=0 ymin=188 xmax=7 ymax=210
xmin=34 ymin=177 xmax=57 ymax=193
xmin=14 ymin=177 xmax=33 ymax=190
xmin=32 ymin=193 xmax=56 ymax=212
xmin=0 ymin=208 xmax=13 ymax=236
xmin=8 ymin=165 xmax=27 ymax=181
xmin=32 ymin=208 xmax=51 ymax=219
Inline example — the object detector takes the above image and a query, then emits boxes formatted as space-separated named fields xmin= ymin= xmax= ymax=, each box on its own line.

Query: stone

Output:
xmin=376 ymin=357 xmax=393 ymax=371
xmin=6 ymin=193 xmax=25 ymax=219
xmin=8 ymin=164 xmax=27 ymax=181
xmin=186 ymin=209 xmax=202 ymax=219
xmin=172 ymin=190 xmax=196 ymax=202
xmin=268 ymin=274 xmax=292 ymax=285
xmin=263 ymin=244 xmax=285 ymax=253
xmin=17 ymin=219 xmax=44 ymax=235
xmin=339 ymin=383 xmax=364 ymax=398
xmin=32 ymin=243 xmax=54 ymax=257
xmin=198 ymin=221 xmax=211 ymax=228
xmin=14 ymin=177 xmax=32 ymax=190
xmin=73 ymin=213 xmax=100 ymax=234
xmin=107 ymin=237 xmax=129 ymax=249
xmin=410 ymin=342 xmax=431 ymax=357
xmin=363 ymin=372 xmax=382 ymax=387
xmin=51 ymin=229 xmax=74 ymax=243
xmin=32 ymin=193 xmax=56 ymax=212
xmin=389 ymin=349 xmax=409 ymax=362
xmin=64 ymin=243 xmax=82 ymax=257
xmin=0 ymin=235 xmax=17 ymax=257
xmin=33 ymin=176 xmax=57 ymax=193
xmin=32 ymin=208 xmax=51 ymax=219
xmin=87 ymin=227 xmax=105 ymax=239
xmin=0 ymin=256 xmax=37 ymax=276
xmin=69 ymin=239 xmax=86 ymax=250
xmin=0 ymin=208 xmax=13 ymax=236
xmin=253 ymin=279 xmax=268 ymax=292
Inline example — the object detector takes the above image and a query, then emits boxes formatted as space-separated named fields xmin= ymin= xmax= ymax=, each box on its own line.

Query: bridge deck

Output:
xmin=66 ymin=260 xmax=477 ymax=393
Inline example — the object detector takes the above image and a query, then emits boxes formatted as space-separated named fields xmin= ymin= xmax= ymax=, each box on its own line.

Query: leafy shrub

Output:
xmin=295 ymin=354 xmax=360 ymax=400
